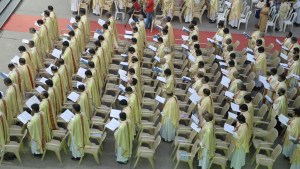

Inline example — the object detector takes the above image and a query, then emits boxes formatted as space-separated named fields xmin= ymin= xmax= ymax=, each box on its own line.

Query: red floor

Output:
xmin=2 ymin=14 xmax=284 ymax=51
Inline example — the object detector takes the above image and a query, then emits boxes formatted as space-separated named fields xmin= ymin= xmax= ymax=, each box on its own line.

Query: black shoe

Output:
xmin=209 ymin=20 xmax=216 ymax=23
xmin=72 ymin=11 xmax=77 ymax=15
xmin=33 ymin=154 xmax=42 ymax=158
xmin=275 ymin=28 xmax=280 ymax=31
xmin=117 ymin=160 xmax=128 ymax=164
xmin=71 ymin=157 xmax=80 ymax=161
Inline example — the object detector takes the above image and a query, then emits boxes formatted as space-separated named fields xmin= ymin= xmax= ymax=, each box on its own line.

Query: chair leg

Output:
xmin=55 ymin=150 xmax=62 ymax=163
xmin=171 ymin=146 xmax=177 ymax=157
xmin=15 ymin=151 xmax=22 ymax=164
xmin=133 ymin=156 xmax=140 ymax=168
xmin=92 ymin=152 xmax=100 ymax=164
xmin=174 ymin=160 xmax=180 ymax=169
xmin=255 ymin=164 xmax=259 ymax=169
xmin=188 ymin=161 xmax=193 ymax=169
xmin=42 ymin=150 xmax=47 ymax=160
xmin=148 ymin=157 xmax=155 ymax=169
xmin=0 ymin=150 xmax=5 ymax=164
xmin=79 ymin=155 xmax=84 ymax=164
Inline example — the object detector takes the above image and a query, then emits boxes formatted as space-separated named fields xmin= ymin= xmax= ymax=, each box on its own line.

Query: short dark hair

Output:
xmin=45 ymin=79 xmax=53 ymax=87
xmin=31 ymin=103 xmax=40 ymax=112
xmin=237 ymin=115 xmax=246 ymax=123
xmin=119 ymin=112 xmax=127 ymax=120
xmin=119 ymin=99 xmax=128 ymax=106
xmin=48 ymin=5 xmax=54 ymax=11
xmin=203 ymin=88 xmax=210 ymax=96
xmin=85 ymin=70 xmax=92 ymax=76
xmin=240 ymin=104 xmax=248 ymax=111
xmin=125 ymin=87 xmax=133 ymax=92
xmin=18 ymin=46 xmax=26 ymax=52
xmin=164 ymin=69 xmax=172 ymax=76
xmin=78 ymin=84 xmax=85 ymax=91
xmin=223 ymin=28 xmax=229 ymax=34
xmin=19 ymin=58 xmax=26 ymax=64
xmin=72 ymin=103 xmax=81 ymax=112
xmin=42 ymin=91 xmax=49 ymax=98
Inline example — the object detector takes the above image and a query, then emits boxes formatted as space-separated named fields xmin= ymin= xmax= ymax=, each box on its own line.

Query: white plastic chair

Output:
xmin=114 ymin=1 xmax=125 ymax=21
xmin=265 ymin=14 xmax=279 ymax=34
xmin=238 ymin=11 xmax=252 ymax=30
xmin=241 ymin=6 xmax=250 ymax=18
xmin=251 ymin=0 xmax=259 ymax=9
xmin=268 ymin=6 xmax=277 ymax=18
xmin=217 ymin=8 xmax=229 ymax=27
xmin=283 ymin=12 xmax=297 ymax=32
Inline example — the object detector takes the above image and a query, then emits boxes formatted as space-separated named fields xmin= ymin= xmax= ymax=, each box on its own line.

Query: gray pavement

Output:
xmin=0 ymin=0 xmax=295 ymax=168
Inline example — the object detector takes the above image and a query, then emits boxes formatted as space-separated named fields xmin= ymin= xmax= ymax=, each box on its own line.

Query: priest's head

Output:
xmin=243 ymin=94 xmax=252 ymax=103
xmin=18 ymin=46 xmax=26 ymax=53
xmin=40 ymin=91 xmax=49 ymax=99
xmin=3 ymin=78 xmax=12 ymax=86
xmin=8 ymin=63 xmax=15 ymax=71
xmin=85 ymin=70 xmax=93 ymax=78
xmin=79 ymin=8 xmax=86 ymax=16
xmin=125 ymin=87 xmax=133 ymax=94
xmin=47 ymin=5 xmax=54 ymax=11
xmin=164 ymin=69 xmax=172 ymax=77
xmin=29 ymin=27 xmax=37 ymax=34
xmin=239 ymin=104 xmax=248 ymax=112
xmin=119 ymin=112 xmax=127 ymax=121
xmin=203 ymin=88 xmax=210 ymax=96
xmin=237 ymin=115 xmax=246 ymax=125
xmin=28 ymin=40 xmax=35 ymax=48
xmin=36 ymin=19 xmax=44 ymax=26
xmin=119 ymin=99 xmax=128 ymax=107
xmin=72 ymin=103 xmax=81 ymax=113
xmin=166 ymin=91 xmax=174 ymax=97
xmin=44 ymin=10 xmax=50 ymax=17
xmin=77 ymin=85 xmax=85 ymax=92
xmin=31 ymin=104 xmax=40 ymax=113
xmin=19 ymin=58 xmax=26 ymax=66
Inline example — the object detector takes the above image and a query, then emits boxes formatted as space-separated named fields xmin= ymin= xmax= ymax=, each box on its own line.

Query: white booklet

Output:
xmin=70 ymin=17 xmax=76 ymax=23
xmin=11 ymin=55 xmax=20 ymax=64
xmin=182 ymin=35 xmax=189 ymax=41
xmin=98 ymin=19 xmax=106 ymax=26
xmin=60 ymin=109 xmax=74 ymax=122
xmin=35 ymin=86 xmax=45 ymax=94
xmin=119 ymin=84 xmax=125 ymax=92
xmin=265 ymin=95 xmax=273 ymax=103
xmin=221 ymin=76 xmax=230 ymax=88
xmin=105 ymin=118 xmax=120 ymax=131
xmin=51 ymin=49 xmax=62 ymax=58
xmin=118 ymin=95 xmax=128 ymax=102
xmin=191 ymin=114 xmax=199 ymax=124
xmin=45 ymin=64 xmax=55 ymax=76
xmin=188 ymin=54 xmax=196 ymax=62
xmin=148 ymin=45 xmax=157 ymax=52
xmin=39 ymin=77 xmax=48 ymax=84
xmin=231 ymin=102 xmax=240 ymax=112
xmin=188 ymin=88 xmax=197 ymax=95
xmin=215 ymin=35 xmax=223 ymax=42
xmin=22 ymin=39 xmax=29 ymax=44
xmin=17 ymin=111 xmax=32 ymax=124
xmin=190 ymin=122 xmax=201 ymax=133
xmin=67 ymin=92 xmax=80 ymax=102
xmin=228 ymin=111 xmax=237 ymax=119
xmin=278 ymin=114 xmax=289 ymax=126
xmin=110 ymin=109 xmax=121 ymax=119
xmin=181 ymin=44 xmax=189 ymax=50
xmin=26 ymin=95 xmax=41 ymax=108
xmin=157 ymin=76 xmax=166 ymax=83
xmin=224 ymin=123 xmax=235 ymax=134
xmin=189 ymin=93 xmax=201 ymax=105
xmin=225 ymin=91 xmax=234 ymax=99
xmin=155 ymin=95 xmax=166 ymax=103
xmin=77 ymin=67 xmax=87 ymax=78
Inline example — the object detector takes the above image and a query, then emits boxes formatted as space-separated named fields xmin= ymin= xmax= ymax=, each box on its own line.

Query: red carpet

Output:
xmin=2 ymin=14 xmax=285 ymax=51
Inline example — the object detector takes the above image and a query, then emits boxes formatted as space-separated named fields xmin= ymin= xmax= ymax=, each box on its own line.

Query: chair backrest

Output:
xmin=271 ymin=50 xmax=279 ymax=59
xmin=242 ymin=1 xmax=247 ymax=10
xmin=267 ymin=118 xmax=277 ymax=131
xmin=152 ymin=135 xmax=161 ymax=151
xmin=154 ymin=122 xmax=162 ymax=136
xmin=99 ymin=132 xmax=107 ymax=145
xmin=245 ymin=11 xmax=252 ymax=21
xmin=215 ymin=83 xmax=224 ymax=94
xmin=187 ymin=103 xmax=196 ymax=114
xmin=188 ymin=130 xmax=198 ymax=141
xmin=243 ymin=64 xmax=252 ymax=76
xmin=20 ymin=129 xmax=28 ymax=146
xmin=226 ymin=142 xmax=235 ymax=158
xmin=191 ymin=139 xmax=201 ymax=157
xmin=220 ymin=103 xmax=230 ymax=115
xmin=246 ymin=80 xmax=255 ymax=92
xmin=210 ymin=63 xmax=219 ymax=75
xmin=242 ymin=6 xmax=250 ymax=16
xmin=266 ymin=43 xmax=274 ymax=53
xmin=272 ymin=14 xmax=279 ymax=24
xmin=257 ymin=104 xmax=268 ymax=117
xmin=216 ymin=91 xmax=226 ymax=103
xmin=59 ymin=132 xmax=69 ymax=150
xmin=200 ymin=5 xmax=207 ymax=15
xmin=289 ymin=13 xmax=297 ymax=22
xmin=213 ymin=71 xmax=221 ymax=83
xmin=269 ymin=6 xmax=277 ymax=17
xmin=114 ymin=1 xmax=120 ymax=12
xmin=285 ymin=9 xmax=294 ymax=20
xmin=271 ymin=57 xmax=280 ymax=67
xmin=253 ymin=93 xmax=263 ymax=106
xmin=266 ymin=128 xmax=278 ymax=143
xmin=271 ymin=144 xmax=282 ymax=160
xmin=287 ymin=87 xmax=297 ymax=100
xmin=246 ymin=72 xmax=256 ymax=83
xmin=292 ymin=95 xmax=300 ymax=108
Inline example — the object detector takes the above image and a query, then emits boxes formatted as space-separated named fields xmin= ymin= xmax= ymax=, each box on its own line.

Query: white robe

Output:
xmin=294 ymin=0 xmax=300 ymax=24
xmin=71 ymin=0 xmax=82 ymax=12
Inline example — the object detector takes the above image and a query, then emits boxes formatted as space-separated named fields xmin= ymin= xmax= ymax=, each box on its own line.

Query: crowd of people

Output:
xmin=0 ymin=0 xmax=299 ymax=169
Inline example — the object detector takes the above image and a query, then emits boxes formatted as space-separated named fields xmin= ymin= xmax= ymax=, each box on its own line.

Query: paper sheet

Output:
xmin=110 ymin=109 xmax=122 ymax=119
xmin=118 ymin=95 xmax=128 ymax=102
xmin=188 ymin=54 xmax=196 ymax=62
xmin=215 ymin=35 xmax=223 ymax=42
xmin=182 ymin=35 xmax=189 ymax=41
xmin=188 ymin=88 xmax=197 ymax=94
xmin=282 ymin=46 xmax=289 ymax=51
xmin=67 ymin=92 xmax=80 ymax=102
xmin=221 ymin=69 xmax=229 ymax=76
xmin=280 ymin=53 xmax=288 ymax=60
xmin=125 ymin=30 xmax=133 ymax=35
xmin=181 ymin=44 xmax=189 ymax=50
xmin=80 ymin=58 xmax=88 ymax=64
xmin=11 ymin=55 xmax=20 ymax=64
xmin=191 ymin=122 xmax=201 ymax=133
xmin=26 ymin=95 xmax=41 ymax=108
xmin=124 ymin=35 xmax=133 ymax=39
xmin=121 ymin=54 xmax=128 ymax=57
xmin=152 ymin=67 xmax=163 ymax=73
xmin=189 ymin=93 xmax=201 ymax=104
xmin=191 ymin=114 xmax=199 ymax=124
xmin=76 ymin=81 xmax=86 ymax=88
xmin=246 ymin=53 xmax=256 ymax=63
xmin=265 ymin=95 xmax=273 ymax=103
xmin=219 ymin=62 xmax=228 ymax=66
xmin=276 ymin=39 xmax=283 ymax=46
xmin=157 ymin=76 xmax=166 ymax=83
xmin=225 ymin=91 xmax=234 ymax=99
xmin=118 ymin=69 xmax=127 ymax=76
xmin=77 ymin=67 xmax=87 ymax=78
xmin=22 ymin=39 xmax=29 ymax=44
xmin=215 ymin=55 xmax=224 ymax=60
xmin=207 ymin=38 xmax=215 ymax=43
xmin=35 ymin=86 xmax=45 ymax=94
xmin=120 ymin=74 xmax=128 ymax=82
xmin=182 ymin=76 xmax=191 ymax=81
xmin=105 ymin=118 xmax=120 ymax=131
xmin=182 ymin=26 xmax=190 ymax=33
xmin=60 ymin=109 xmax=74 ymax=122
xmin=45 ymin=64 xmax=55 ymax=76
xmin=228 ymin=111 xmax=237 ymax=119
xmin=246 ymin=47 xmax=253 ymax=53
xmin=148 ymin=45 xmax=157 ymax=52
xmin=154 ymin=56 xmax=160 ymax=62
xmin=225 ymin=1 xmax=231 ymax=7
xmin=94 ymin=32 xmax=100 ymax=39
xmin=98 ymin=19 xmax=106 ymax=26
xmin=278 ymin=114 xmax=289 ymax=126
xmin=231 ymin=102 xmax=240 ymax=112
xmin=51 ymin=49 xmax=62 ymax=58
xmin=70 ymin=17 xmax=76 ymax=23
xmin=221 ymin=76 xmax=231 ymax=88
xmin=243 ymin=32 xmax=251 ymax=39
xmin=153 ymin=38 xmax=158 ymax=42
xmin=34 ymin=21 xmax=40 ymax=27
xmin=120 ymin=62 xmax=128 ymax=66
xmin=119 ymin=84 xmax=125 ymax=92
xmin=67 ymin=25 xmax=74 ymax=31
xmin=39 ymin=77 xmax=48 ymax=84
xmin=0 ymin=72 xmax=9 ymax=79
xmin=17 ymin=111 xmax=32 ymax=124
xmin=224 ymin=123 xmax=235 ymax=134
xmin=155 ymin=95 xmax=166 ymax=103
